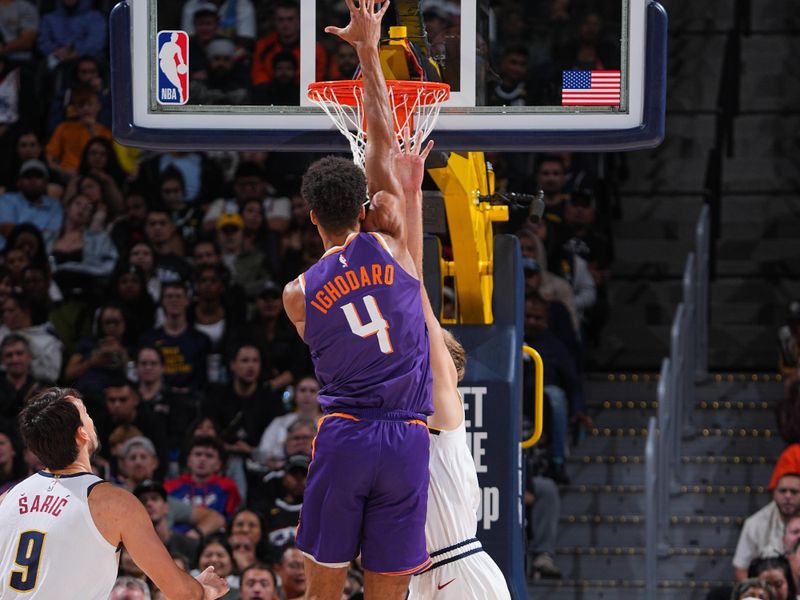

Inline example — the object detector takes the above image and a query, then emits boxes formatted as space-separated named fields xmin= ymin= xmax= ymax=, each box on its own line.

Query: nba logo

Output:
xmin=157 ymin=30 xmax=189 ymax=105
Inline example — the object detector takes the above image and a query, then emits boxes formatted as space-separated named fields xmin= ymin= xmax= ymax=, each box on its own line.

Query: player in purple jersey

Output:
xmin=282 ymin=1 xmax=433 ymax=598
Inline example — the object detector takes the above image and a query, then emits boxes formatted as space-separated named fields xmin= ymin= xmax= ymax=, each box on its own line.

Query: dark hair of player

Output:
xmin=301 ymin=156 xmax=366 ymax=234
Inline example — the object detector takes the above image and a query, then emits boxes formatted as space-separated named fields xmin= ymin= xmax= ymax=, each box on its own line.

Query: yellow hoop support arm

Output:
xmin=521 ymin=345 xmax=544 ymax=449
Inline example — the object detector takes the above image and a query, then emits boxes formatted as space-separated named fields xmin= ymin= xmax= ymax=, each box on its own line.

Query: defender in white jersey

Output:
xmin=394 ymin=135 xmax=511 ymax=599
xmin=0 ymin=387 xmax=228 ymax=599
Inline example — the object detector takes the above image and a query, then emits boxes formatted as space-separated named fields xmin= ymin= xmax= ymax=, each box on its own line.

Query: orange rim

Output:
xmin=308 ymin=79 xmax=450 ymax=107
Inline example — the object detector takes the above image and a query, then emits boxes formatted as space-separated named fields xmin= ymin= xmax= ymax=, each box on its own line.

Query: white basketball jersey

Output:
xmin=409 ymin=417 xmax=511 ymax=600
xmin=0 ymin=472 xmax=119 ymax=599
xmin=424 ymin=420 xmax=481 ymax=551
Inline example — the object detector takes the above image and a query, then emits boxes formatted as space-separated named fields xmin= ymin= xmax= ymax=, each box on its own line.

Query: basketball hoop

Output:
xmin=308 ymin=79 xmax=450 ymax=168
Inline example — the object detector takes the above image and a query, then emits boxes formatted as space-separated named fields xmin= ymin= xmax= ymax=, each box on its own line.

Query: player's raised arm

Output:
xmin=393 ymin=133 xmax=462 ymax=430
xmin=325 ymin=0 xmax=406 ymax=241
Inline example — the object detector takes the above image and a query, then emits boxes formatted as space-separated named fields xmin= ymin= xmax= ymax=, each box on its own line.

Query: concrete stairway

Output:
xmin=527 ymin=374 xmax=784 ymax=599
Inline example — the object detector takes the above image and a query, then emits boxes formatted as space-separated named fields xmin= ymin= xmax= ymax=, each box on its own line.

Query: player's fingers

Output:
xmin=420 ymin=139 xmax=435 ymax=160
xmin=344 ymin=0 xmax=357 ymax=14
xmin=324 ymin=26 xmax=343 ymax=37
xmin=402 ymin=126 xmax=412 ymax=152
xmin=413 ymin=127 xmax=426 ymax=152
xmin=377 ymin=0 xmax=391 ymax=18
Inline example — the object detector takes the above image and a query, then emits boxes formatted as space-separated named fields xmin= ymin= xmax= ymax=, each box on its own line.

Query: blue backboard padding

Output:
xmin=111 ymin=1 xmax=667 ymax=152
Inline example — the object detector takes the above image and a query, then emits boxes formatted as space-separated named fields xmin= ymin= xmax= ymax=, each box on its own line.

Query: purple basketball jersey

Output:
xmin=301 ymin=232 xmax=432 ymax=416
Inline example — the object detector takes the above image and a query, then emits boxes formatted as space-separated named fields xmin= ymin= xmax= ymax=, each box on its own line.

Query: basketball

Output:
xmin=177 ymin=64 xmax=188 ymax=75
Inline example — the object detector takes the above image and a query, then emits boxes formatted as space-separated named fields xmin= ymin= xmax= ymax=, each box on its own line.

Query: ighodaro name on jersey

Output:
xmin=18 ymin=494 xmax=69 ymax=517
xmin=309 ymin=263 xmax=395 ymax=315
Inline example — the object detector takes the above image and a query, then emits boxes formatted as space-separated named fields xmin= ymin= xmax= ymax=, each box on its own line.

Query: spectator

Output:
xmin=190 ymin=37 xmax=251 ymax=105
xmin=0 ymin=159 xmax=63 ymax=251
xmin=135 ymin=345 xmax=197 ymax=453
xmin=563 ymin=190 xmax=613 ymax=340
xmin=0 ymin=429 xmax=25 ymax=494
xmin=187 ymin=2 xmax=220 ymax=79
xmin=190 ymin=264 xmax=240 ymax=357
xmin=110 ymin=264 xmax=157 ymax=335
xmin=46 ymin=84 xmax=112 ymax=178
xmin=66 ymin=136 xmax=126 ymax=201
xmin=100 ymin=381 xmax=169 ymax=462
xmin=779 ymin=300 xmax=800 ymax=381
xmin=228 ymin=532 xmax=257 ymax=573
xmin=733 ymin=474 xmax=800 ymax=580
xmin=252 ymin=51 xmax=299 ymax=105
xmin=531 ymin=217 xmax=596 ymax=323
xmin=21 ymin=262 xmax=92 ymax=355
xmin=0 ymin=130 xmax=45 ymax=194
xmin=181 ymin=0 xmax=255 ymax=47
xmin=203 ymin=342 xmax=283 ymax=457
xmin=159 ymin=167 xmax=203 ymax=251
xmin=525 ymin=474 xmax=562 ymax=579
xmin=114 ymin=435 xmax=160 ymax=490
xmin=274 ymin=545 xmax=305 ymax=600
xmin=0 ymin=0 xmax=39 ymax=63
xmin=730 ymin=578 xmax=775 ymax=600
xmin=49 ymin=193 xmax=119 ymax=296
xmin=62 ymin=302 xmax=131 ymax=400
xmin=37 ymin=0 xmax=107 ymax=69
xmin=5 ymin=223 xmax=49 ymax=272
xmin=524 ymin=292 xmax=591 ymax=484
xmin=144 ymin=207 xmax=192 ymax=279
xmin=239 ymin=563 xmax=278 ymax=600
xmin=327 ymin=42 xmax=358 ymax=81
xmin=193 ymin=535 xmax=240 ymax=596
xmin=136 ymin=151 xmax=225 ymax=206
xmin=134 ymin=479 xmax=200 ymax=568
xmin=110 ymin=576 xmax=152 ymax=600
xmin=249 ymin=453 xmax=307 ymax=548
xmin=0 ymin=334 xmax=43 ymax=426
xmin=110 ymin=189 xmax=149 ymax=254
xmin=520 ymin=232 xmax=580 ymax=332
xmin=536 ymin=155 xmax=570 ymax=225
xmin=487 ymin=45 xmax=530 ymax=107
xmin=203 ymin=161 xmax=274 ymax=231
xmin=256 ymin=375 xmax=320 ymax=468
xmin=190 ymin=239 xmax=248 ymax=315
xmin=229 ymin=508 xmax=268 ymax=562
xmin=166 ymin=435 xmax=241 ymax=522
xmin=0 ymin=292 xmax=62 ymax=382
xmin=783 ymin=514 xmax=800 ymax=587
xmin=0 ymin=53 xmax=36 ymax=129
xmin=47 ymin=55 xmax=112 ymax=134
xmin=747 ymin=556 xmax=796 ymax=600
xmin=128 ymin=242 xmax=163 ymax=302
xmin=72 ymin=172 xmax=120 ymax=231
xmin=141 ymin=281 xmax=212 ymax=392
xmin=251 ymin=0 xmax=325 ymax=88
xmin=244 ymin=280 xmax=311 ymax=388
xmin=216 ymin=211 xmax=272 ymax=300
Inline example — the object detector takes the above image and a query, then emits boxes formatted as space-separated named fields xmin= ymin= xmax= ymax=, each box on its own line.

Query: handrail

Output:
xmin=695 ymin=205 xmax=710 ymax=379
xmin=521 ymin=345 xmax=544 ymax=448
xmin=644 ymin=415 xmax=658 ymax=599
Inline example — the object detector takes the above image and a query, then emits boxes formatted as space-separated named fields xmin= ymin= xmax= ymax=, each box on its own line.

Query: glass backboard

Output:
xmin=110 ymin=0 xmax=667 ymax=151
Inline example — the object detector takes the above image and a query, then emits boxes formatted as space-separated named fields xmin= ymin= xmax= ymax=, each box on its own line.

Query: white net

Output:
xmin=308 ymin=81 xmax=449 ymax=169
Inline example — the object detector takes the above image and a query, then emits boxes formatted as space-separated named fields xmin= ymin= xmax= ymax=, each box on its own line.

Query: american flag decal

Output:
xmin=561 ymin=70 xmax=621 ymax=106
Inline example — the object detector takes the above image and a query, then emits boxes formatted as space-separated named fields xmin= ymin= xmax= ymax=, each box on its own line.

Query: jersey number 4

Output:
xmin=342 ymin=295 xmax=393 ymax=354
xmin=9 ymin=530 xmax=45 ymax=592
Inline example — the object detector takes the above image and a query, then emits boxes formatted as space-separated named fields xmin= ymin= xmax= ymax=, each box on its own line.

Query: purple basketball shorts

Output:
xmin=295 ymin=410 xmax=431 ymax=575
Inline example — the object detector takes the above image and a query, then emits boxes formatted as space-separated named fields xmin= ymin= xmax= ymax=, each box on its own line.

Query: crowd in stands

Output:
xmin=0 ymin=0 xmax=628 ymax=595
xmin=695 ymin=305 xmax=800 ymax=599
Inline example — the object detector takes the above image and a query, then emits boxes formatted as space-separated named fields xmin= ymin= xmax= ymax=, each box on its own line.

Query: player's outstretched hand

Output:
xmin=324 ymin=0 xmax=389 ymax=51
xmin=196 ymin=566 xmax=230 ymax=599
xmin=392 ymin=127 xmax=434 ymax=194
